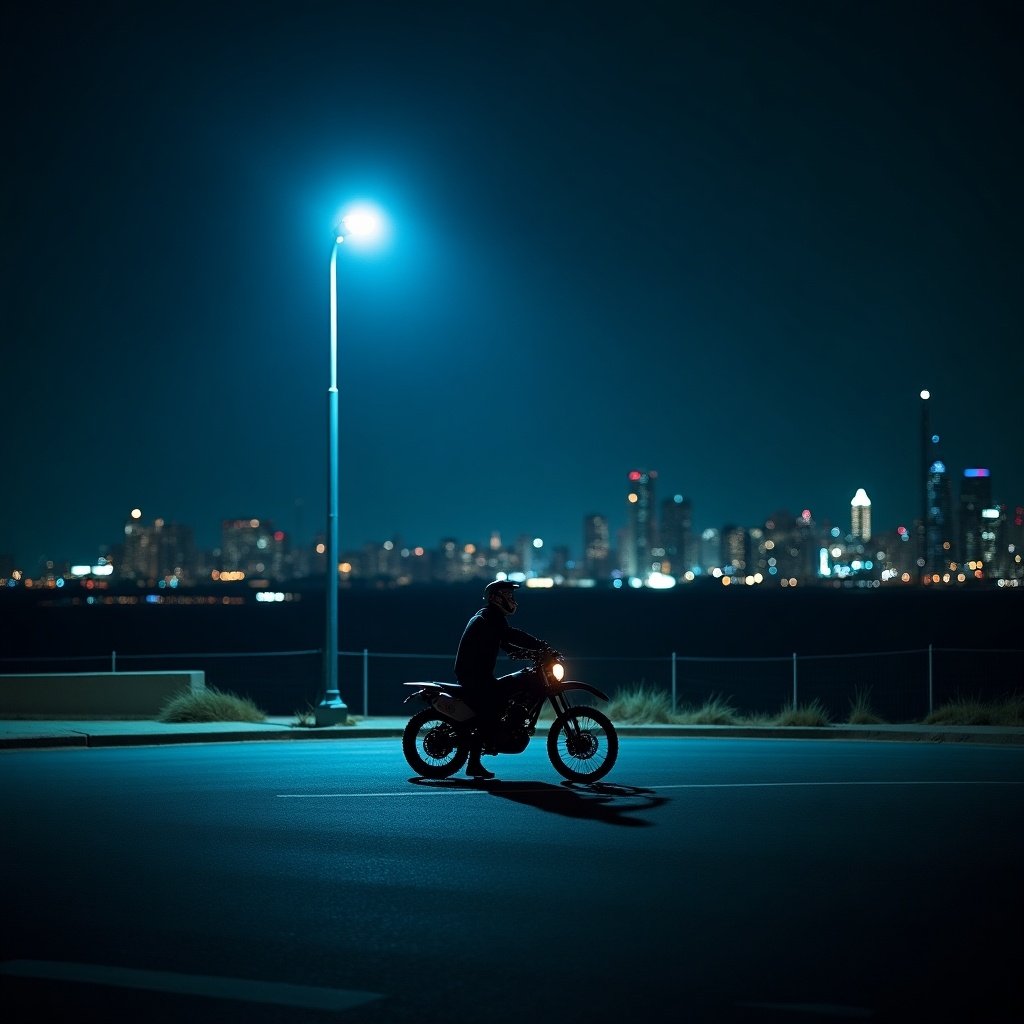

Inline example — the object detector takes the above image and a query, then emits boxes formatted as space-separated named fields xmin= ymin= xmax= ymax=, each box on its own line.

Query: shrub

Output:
xmin=675 ymin=694 xmax=743 ymax=726
xmin=925 ymin=695 xmax=1024 ymax=727
xmin=607 ymin=682 xmax=675 ymax=724
xmin=158 ymin=686 xmax=267 ymax=723
xmin=775 ymin=699 xmax=831 ymax=727
xmin=848 ymin=687 xmax=886 ymax=725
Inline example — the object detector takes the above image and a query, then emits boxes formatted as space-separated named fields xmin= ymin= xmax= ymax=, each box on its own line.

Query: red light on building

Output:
xmin=628 ymin=471 xmax=642 ymax=481
xmin=274 ymin=531 xmax=285 ymax=542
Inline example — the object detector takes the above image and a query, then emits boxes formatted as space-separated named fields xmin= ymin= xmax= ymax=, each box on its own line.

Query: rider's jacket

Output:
xmin=454 ymin=605 xmax=545 ymax=687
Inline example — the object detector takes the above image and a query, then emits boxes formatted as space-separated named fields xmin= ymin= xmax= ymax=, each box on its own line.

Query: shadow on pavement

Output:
xmin=408 ymin=777 xmax=668 ymax=826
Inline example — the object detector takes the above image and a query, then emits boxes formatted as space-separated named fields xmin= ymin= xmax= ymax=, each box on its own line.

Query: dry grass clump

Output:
xmin=607 ymin=683 xmax=675 ymax=724
xmin=775 ymin=699 xmax=831 ymax=727
xmin=674 ymin=694 xmax=743 ymax=726
xmin=848 ymin=687 xmax=886 ymax=725
xmin=158 ymin=686 xmax=267 ymax=723
xmin=925 ymin=695 xmax=1024 ymax=726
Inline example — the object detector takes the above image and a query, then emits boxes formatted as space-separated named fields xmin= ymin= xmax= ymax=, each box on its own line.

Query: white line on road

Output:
xmin=0 ymin=960 xmax=382 ymax=1012
xmin=278 ymin=790 xmax=489 ymax=798
xmin=276 ymin=779 xmax=1021 ymax=798
xmin=649 ymin=780 xmax=1024 ymax=790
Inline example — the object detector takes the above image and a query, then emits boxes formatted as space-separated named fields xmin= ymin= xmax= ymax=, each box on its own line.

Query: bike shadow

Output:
xmin=408 ymin=777 xmax=668 ymax=827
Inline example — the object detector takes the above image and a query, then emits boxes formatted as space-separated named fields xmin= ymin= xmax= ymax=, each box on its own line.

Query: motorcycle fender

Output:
xmin=548 ymin=680 xmax=610 ymax=702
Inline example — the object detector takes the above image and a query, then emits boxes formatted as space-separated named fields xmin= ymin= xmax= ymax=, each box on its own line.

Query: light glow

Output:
xmin=340 ymin=204 xmax=384 ymax=241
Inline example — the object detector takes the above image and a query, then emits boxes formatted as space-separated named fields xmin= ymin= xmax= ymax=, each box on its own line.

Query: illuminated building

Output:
xmin=700 ymin=528 xmax=721 ymax=572
xmin=918 ymin=391 xmax=955 ymax=574
xmin=959 ymin=469 xmax=992 ymax=566
xmin=851 ymin=488 xmax=871 ymax=542
xmin=221 ymin=519 xmax=286 ymax=579
xmin=119 ymin=509 xmax=196 ymax=585
xmin=583 ymin=514 xmax=611 ymax=579
xmin=721 ymin=525 xmax=749 ymax=574
xmin=659 ymin=495 xmax=693 ymax=574
xmin=624 ymin=469 xmax=656 ymax=578
xmin=925 ymin=459 xmax=954 ymax=572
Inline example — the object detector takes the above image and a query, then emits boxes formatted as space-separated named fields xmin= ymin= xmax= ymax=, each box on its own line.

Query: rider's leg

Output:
xmin=463 ymin=685 xmax=496 ymax=779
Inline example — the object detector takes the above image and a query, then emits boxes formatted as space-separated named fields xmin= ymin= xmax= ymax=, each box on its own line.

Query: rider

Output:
xmin=454 ymin=579 xmax=553 ymax=779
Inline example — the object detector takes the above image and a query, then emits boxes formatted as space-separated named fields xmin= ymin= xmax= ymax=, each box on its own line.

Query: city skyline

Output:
xmin=4 ymin=447 xmax=1019 ymax=583
xmin=4 ymin=6 xmax=1021 ymax=572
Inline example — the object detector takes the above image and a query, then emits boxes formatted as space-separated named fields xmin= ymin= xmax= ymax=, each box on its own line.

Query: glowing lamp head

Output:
xmin=339 ymin=205 xmax=383 ymax=242
xmin=551 ymin=661 xmax=565 ymax=682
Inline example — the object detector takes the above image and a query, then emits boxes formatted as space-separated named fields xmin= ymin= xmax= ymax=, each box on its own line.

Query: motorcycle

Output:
xmin=401 ymin=648 xmax=618 ymax=783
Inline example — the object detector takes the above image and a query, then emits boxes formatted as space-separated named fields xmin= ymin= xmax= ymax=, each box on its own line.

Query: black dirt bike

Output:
xmin=401 ymin=648 xmax=618 ymax=783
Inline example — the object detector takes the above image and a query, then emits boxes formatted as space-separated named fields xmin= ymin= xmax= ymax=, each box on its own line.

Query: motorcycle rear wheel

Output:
xmin=547 ymin=706 xmax=618 ymax=782
xmin=403 ymin=708 xmax=470 ymax=779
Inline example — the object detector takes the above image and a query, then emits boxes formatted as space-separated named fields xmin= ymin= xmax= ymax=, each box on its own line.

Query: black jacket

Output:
xmin=454 ymin=605 xmax=545 ymax=686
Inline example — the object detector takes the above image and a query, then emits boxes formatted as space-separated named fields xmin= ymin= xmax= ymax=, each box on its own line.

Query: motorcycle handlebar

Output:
xmin=507 ymin=645 xmax=563 ymax=663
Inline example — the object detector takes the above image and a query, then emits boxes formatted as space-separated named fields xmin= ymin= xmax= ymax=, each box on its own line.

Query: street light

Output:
xmin=315 ymin=205 xmax=383 ymax=726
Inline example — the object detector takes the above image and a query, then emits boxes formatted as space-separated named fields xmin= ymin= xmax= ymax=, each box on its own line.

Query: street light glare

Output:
xmin=340 ymin=205 xmax=383 ymax=241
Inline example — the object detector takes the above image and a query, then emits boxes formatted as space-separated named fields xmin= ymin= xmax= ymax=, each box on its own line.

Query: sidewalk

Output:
xmin=1 ymin=716 xmax=1022 ymax=750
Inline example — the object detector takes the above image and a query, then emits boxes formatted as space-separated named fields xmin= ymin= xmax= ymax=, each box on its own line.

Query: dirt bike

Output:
xmin=401 ymin=648 xmax=618 ymax=783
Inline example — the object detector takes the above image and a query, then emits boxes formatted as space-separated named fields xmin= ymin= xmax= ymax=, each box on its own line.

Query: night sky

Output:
xmin=4 ymin=2 xmax=1022 ymax=569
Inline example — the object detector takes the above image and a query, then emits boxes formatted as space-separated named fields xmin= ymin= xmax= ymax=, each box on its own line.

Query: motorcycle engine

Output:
xmin=490 ymin=726 xmax=530 ymax=754
xmin=486 ymin=698 xmax=535 ymax=753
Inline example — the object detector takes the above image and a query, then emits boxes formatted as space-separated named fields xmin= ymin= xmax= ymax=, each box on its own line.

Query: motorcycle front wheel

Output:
xmin=547 ymin=706 xmax=618 ymax=782
xmin=402 ymin=708 xmax=470 ymax=779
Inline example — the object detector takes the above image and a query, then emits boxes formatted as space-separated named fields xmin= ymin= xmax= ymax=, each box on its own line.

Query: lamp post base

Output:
xmin=314 ymin=698 xmax=349 ymax=727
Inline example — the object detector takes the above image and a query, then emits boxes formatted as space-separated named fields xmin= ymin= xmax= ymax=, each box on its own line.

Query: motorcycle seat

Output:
xmin=402 ymin=681 xmax=465 ymax=691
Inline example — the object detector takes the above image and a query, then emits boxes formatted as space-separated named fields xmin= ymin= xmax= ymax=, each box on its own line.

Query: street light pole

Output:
xmin=313 ymin=206 xmax=382 ymax=725
xmin=316 ymin=233 xmax=348 ymax=725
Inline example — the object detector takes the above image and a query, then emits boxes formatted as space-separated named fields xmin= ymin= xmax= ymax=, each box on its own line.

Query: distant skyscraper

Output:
xmin=851 ymin=488 xmax=871 ymax=542
xmin=918 ymin=390 xmax=931 ymax=571
xmin=925 ymin=459 xmax=954 ymax=571
xmin=959 ymin=469 xmax=992 ymax=565
xmin=624 ymin=469 xmax=656 ymax=578
xmin=121 ymin=508 xmax=155 ymax=582
xmin=919 ymin=391 xmax=954 ymax=573
xmin=660 ymin=494 xmax=693 ymax=573
xmin=120 ymin=510 xmax=197 ymax=584
xmin=700 ymin=528 xmax=721 ymax=572
xmin=583 ymin=514 xmax=611 ymax=579
xmin=721 ymin=525 xmax=749 ymax=573
xmin=221 ymin=518 xmax=285 ymax=579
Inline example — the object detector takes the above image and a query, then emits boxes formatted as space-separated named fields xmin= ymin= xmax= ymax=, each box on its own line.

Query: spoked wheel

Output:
xmin=402 ymin=708 xmax=470 ymax=779
xmin=547 ymin=706 xmax=618 ymax=782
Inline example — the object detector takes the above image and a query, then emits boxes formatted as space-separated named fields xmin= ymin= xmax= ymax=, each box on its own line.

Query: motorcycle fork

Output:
xmin=546 ymin=692 xmax=579 ymax=736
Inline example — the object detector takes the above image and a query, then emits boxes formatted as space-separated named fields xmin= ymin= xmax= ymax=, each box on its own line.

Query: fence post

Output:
xmin=671 ymin=651 xmax=677 ymax=711
xmin=363 ymin=648 xmax=369 ymax=718
xmin=111 ymin=650 xmax=117 ymax=673
xmin=792 ymin=652 xmax=798 ymax=710
xmin=928 ymin=643 xmax=933 ymax=716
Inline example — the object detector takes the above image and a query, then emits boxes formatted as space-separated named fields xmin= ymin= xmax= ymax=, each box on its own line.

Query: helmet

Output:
xmin=484 ymin=579 xmax=519 ymax=615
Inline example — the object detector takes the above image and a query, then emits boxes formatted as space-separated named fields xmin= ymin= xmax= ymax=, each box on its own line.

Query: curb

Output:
xmin=2 ymin=722 xmax=1022 ymax=750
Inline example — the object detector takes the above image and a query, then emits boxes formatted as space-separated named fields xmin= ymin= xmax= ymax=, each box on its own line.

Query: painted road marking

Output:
xmin=649 ymin=780 xmax=1024 ymax=790
xmin=277 ymin=779 xmax=1022 ymax=798
xmin=278 ymin=790 xmax=489 ymax=798
xmin=0 ymin=960 xmax=381 ymax=1012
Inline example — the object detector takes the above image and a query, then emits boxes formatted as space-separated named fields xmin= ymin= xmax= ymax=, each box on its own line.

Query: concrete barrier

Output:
xmin=0 ymin=671 xmax=206 ymax=718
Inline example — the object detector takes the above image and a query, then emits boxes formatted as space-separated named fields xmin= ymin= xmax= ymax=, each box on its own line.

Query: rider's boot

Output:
xmin=465 ymin=740 xmax=495 ymax=780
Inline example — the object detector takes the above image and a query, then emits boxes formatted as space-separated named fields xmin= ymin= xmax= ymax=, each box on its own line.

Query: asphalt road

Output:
xmin=1 ymin=737 xmax=1022 ymax=1023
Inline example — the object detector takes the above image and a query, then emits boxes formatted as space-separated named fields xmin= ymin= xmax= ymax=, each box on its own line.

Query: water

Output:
xmin=2 ymin=584 xmax=1021 ymax=718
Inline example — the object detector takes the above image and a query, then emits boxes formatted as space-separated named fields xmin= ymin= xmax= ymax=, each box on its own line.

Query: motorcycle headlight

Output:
xmin=551 ymin=662 xmax=565 ymax=682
